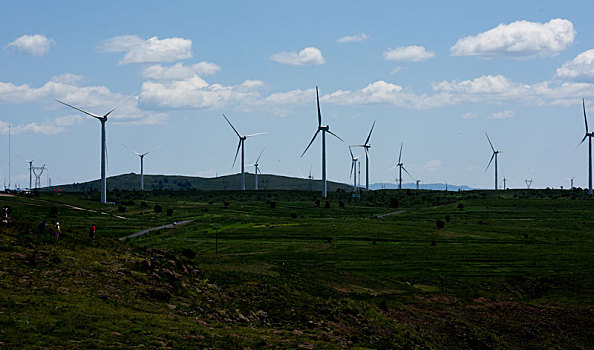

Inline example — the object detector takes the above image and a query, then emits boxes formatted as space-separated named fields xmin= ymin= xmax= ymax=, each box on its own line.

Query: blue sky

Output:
xmin=1 ymin=0 xmax=594 ymax=190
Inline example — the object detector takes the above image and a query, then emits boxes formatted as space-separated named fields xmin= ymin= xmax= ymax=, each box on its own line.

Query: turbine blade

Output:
xmin=327 ymin=130 xmax=344 ymax=142
xmin=316 ymin=86 xmax=322 ymax=127
xmin=398 ymin=143 xmax=403 ymax=164
xmin=364 ymin=121 xmax=375 ymax=145
xmin=485 ymin=152 xmax=495 ymax=172
xmin=222 ymin=114 xmax=242 ymax=138
xmin=485 ymin=132 xmax=495 ymax=152
xmin=580 ymin=134 xmax=588 ymax=145
xmin=350 ymin=160 xmax=355 ymax=178
xmin=349 ymin=145 xmax=354 ymax=159
xmin=232 ymin=139 xmax=241 ymax=168
xmin=584 ymin=99 xmax=589 ymax=133
xmin=55 ymin=99 xmax=102 ymax=120
xmin=103 ymin=107 xmax=117 ymax=119
xmin=255 ymin=148 xmax=265 ymax=163
xmin=301 ymin=130 xmax=320 ymax=157
xmin=402 ymin=166 xmax=415 ymax=180
xmin=245 ymin=132 xmax=268 ymax=137
xmin=387 ymin=164 xmax=398 ymax=171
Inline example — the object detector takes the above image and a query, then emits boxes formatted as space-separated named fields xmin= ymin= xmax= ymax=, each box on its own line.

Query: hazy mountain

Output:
xmin=369 ymin=182 xmax=475 ymax=191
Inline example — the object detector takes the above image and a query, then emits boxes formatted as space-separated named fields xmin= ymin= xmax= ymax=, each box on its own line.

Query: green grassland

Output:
xmin=1 ymin=189 xmax=593 ymax=348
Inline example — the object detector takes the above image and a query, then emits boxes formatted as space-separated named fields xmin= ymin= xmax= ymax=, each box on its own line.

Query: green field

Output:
xmin=1 ymin=189 xmax=593 ymax=348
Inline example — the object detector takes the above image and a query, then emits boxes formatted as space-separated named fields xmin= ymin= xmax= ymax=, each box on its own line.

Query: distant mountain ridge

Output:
xmin=369 ymin=182 xmax=474 ymax=191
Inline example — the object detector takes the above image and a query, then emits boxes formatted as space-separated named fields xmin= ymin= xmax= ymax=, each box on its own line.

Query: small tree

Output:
xmin=445 ymin=215 xmax=451 ymax=222
xmin=154 ymin=205 xmax=163 ymax=214
xmin=324 ymin=201 xmax=331 ymax=208
xmin=436 ymin=219 xmax=445 ymax=229
xmin=166 ymin=208 xmax=173 ymax=216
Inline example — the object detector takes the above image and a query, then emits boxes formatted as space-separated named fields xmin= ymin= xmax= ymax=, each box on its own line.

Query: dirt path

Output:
xmin=375 ymin=210 xmax=405 ymax=218
xmin=119 ymin=220 xmax=194 ymax=240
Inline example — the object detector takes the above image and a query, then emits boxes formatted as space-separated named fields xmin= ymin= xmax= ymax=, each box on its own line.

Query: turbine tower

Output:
xmin=580 ymin=99 xmax=593 ymax=195
xmin=250 ymin=148 xmax=264 ymax=190
xmin=353 ymin=121 xmax=375 ymax=191
xmin=223 ymin=114 xmax=266 ymax=191
xmin=26 ymin=159 xmax=33 ymax=190
xmin=300 ymin=87 xmax=343 ymax=198
xmin=389 ymin=143 xmax=414 ymax=189
xmin=485 ymin=133 xmax=501 ymax=190
xmin=349 ymin=146 xmax=359 ymax=192
xmin=56 ymin=100 xmax=117 ymax=203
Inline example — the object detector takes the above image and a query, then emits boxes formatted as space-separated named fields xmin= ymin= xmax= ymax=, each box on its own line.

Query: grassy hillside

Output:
xmin=1 ymin=189 xmax=593 ymax=348
xmin=51 ymin=172 xmax=353 ymax=192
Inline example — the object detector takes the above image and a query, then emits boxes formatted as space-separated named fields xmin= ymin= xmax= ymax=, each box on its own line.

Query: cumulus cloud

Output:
xmin=96 ymin=35 xmax=192 ymax=64
xmin=383 ymin=46 xmax=435 ymax=62
xmin=142 ymin=62 xmax=220 ymax=80
xmin=451 ymin=19 xmax=575 ymax=58
xmin=555 ymin=49 xmax=594 ymax=82
xmin=5 ymin=34 xmax=55 ymax=57
xmin=337 ymin=33 xmax=369 ymax=43
xmin=0 ymin=75 xmax=168 ymax=133
xmin=270 ymin=47 xmax=325 ymax=65
xmin=0 ymin=120 xmax=64 ymax=135
xmin=490 ymin=110 xmax=514 ymax=119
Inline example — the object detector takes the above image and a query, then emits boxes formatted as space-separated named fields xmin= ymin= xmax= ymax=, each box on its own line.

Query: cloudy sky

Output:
xmin=1 ymin=0 xmax=594 ymax=190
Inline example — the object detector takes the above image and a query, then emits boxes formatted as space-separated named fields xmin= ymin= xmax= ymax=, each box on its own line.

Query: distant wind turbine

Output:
xmin=389 ymin=143 xmax=414 ymax=189
xmin=580 ymin=99 xmax=593 ymax=195
xmin=124 ymin=145 xmax=159 ymax=191
xmin=300 ymin=87 xmax=343 ymax=198
xmin=249 ymin=148 xmax=265 ymax=190
xmin=56 ymin=100 xmax=118 ymax=203
xmin=484 ymin=133 xmax=501 ymax=191
xmin=223 ymin=114 xmax=267 ymax=191
xmin=353 ymin=121 xmax=375 ymax=191
xmin=348 ymin=146 xmax=359 ymax=191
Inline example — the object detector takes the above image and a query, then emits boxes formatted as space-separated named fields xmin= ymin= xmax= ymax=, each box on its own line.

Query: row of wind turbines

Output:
xmin=54 ymin=90 xmax=594 ymax=204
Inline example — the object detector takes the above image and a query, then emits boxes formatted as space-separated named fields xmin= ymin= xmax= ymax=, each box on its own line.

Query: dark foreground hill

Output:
xmin=52 ymin=172 xmax=352 ymax=192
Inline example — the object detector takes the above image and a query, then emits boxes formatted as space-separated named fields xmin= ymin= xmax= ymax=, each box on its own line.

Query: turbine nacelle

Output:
xmin=319 ymin=125 xmax=329 ymax=131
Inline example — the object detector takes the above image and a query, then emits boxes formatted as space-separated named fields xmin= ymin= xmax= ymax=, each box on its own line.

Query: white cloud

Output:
xmin=0 ymin=119 xmax=65 ymax=135
xmin=390 ymin=67 xmax=403 ymax=75
xmin=96 ymin=35 xmax=192 ymax=64
xmin=490 ymin=110 xmax=514 ymax=119
xmin=451 ymin=18 xmax=575 ymax=58
xmin=337 ymin=33 xmax=369 ymax=43
xmin=270 ymin=47 xmax=325 ymax=65
xmin=424 ymin=160 xmax=442 ymax=172
xmin=383 ymin=46 xmax=435 ymax=62
xmin=50 ymin=73 xmax=86 ymax=85
xmin=142 ymin=62 xmax=220 ymax=80
xmin=5 ymin=34 xmax=54 ymax=57
xmin=461 ymin=112 xmax=476 ymax=119
xmin=555 ymin=49 xmax=594 ymax=82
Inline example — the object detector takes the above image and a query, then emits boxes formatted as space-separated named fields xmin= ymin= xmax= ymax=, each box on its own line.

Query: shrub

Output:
xmin=290 ymin=212 xmax=297 ymax=219
xmin=457 ymin=203 xmax=464 ymax=210
xmin=268 ymin=201 xmax=276 ymax=208
xmin=166 ymin=209 xmax=173 ymax=216
xmin=314 ymin=199 xmax=320 ymax=207
xmin=223 ymin=201 xmax=230 ymax=208
xmin=436 ymin=219 xmax=445 ymax=229
xmin=338 ymin=201 xmax=345 ymax=208
xmin=50 ymin=207 xmax=58 ymax=217
xmin=141 ymin=201 xmax=149 ymax=208
xmin=324 ymin=201 xmax=331 ymax=208
xmin=445 ymin=215 xmax=451 ymax=222
xmin=182 ymin=248 xmax=196 ymax=259
xmin=118 ymin=205 xmax=126 ymax=213
xmin=390 ymin=198 xmax=398 ymax=208
xmin=154 ymin=205 xmax=163 ymax=213
xmin=325 ymin=237 xmax=333 ymax=243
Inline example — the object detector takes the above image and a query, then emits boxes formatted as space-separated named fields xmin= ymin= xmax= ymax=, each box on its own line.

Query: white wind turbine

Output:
xmin=349 ymin=146 xmax=359 ymax=191
xmin=389 ymin=143 xmax=414 ymax=189
xmin=124 ymin=145 xmax=159 ymax=191
xmin=484 ymin=132 xmax=501 ymax=190
xmin=352 ymin=121 xmax=375 ymax=191
xmin=300 ymin=87 xmax=343 ymax=198
xmin=56 ymin=100 xmax=118 ymax=204
xmin=249 ymin=148 xmax=265 ymax=190
xmin=580 ymin=99 xmax=593 ymax=195
xmin=223 ymin=114 xmax=267 ymax=191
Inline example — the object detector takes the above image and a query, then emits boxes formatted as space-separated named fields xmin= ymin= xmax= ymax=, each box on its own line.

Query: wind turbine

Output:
xmin=580 ymin=99 xmax=593 ymax=195
xmin=25 ymin=159 xmax=33 ymax=190
xmin=348 ymin=146 xmax=359 ymax=191
xmin=353 ymin=121 xmax=375 ymax=191
xmin=484 ymin=133 xmax=501 ymax=190
xmin=300 ymin=87 xmax=343 ymax=198
xmin=569 ymin=177 xmax=574 ymax=190
xmin=223 ymin=114 xmax=266 ymax=191
xmin=56 ymin=100 xmax=118 ymax=203
xmin=124 ymin=145 xmax=159 ymax=191
xmin=389 ymin=143 xmax=414 ymax=189
xmin=249 ymin=148 xmax=264 ymax=190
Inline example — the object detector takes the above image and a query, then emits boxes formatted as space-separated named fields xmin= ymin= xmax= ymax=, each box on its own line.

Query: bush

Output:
xmin=325 ymin=237 xmax=333 ymax=243
xmin=141 ymin=201 xmax=149 ymax=208
xmin=290 ymin=212 xmax=297 ymax=219
xmin=182 ymin=248 xmax=196 ymax=259
xmin=457 ymin=203 xmax=464 ymax=210
xmin=445 ymin=215 xmax=451 ymax=222
xmin=436 ymin=219 xmax=445 ymax=229
xmin=118 ymin=205 xmax=126 ymax=213
xmin=223 ymin=201 xmax=230 ymax=208
xmin=50 ymin=207 xmax=58 ymax=217
xmin=314 ymin=199 xmax=320 ymax=207
xmin=166 ymin=209 xmax=173 ymax=216
xmin=324 ymin=201 xmax=331 ymax=208
xmin=390 ymin=198 xmax=398 ymax=208
xmin=267 ymin=201 xmax=276 ymax=208
xmin=338 ymin=201 xmax=345 ymax=208
xmin=154 ymin=205 xmax=163 ymax=213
